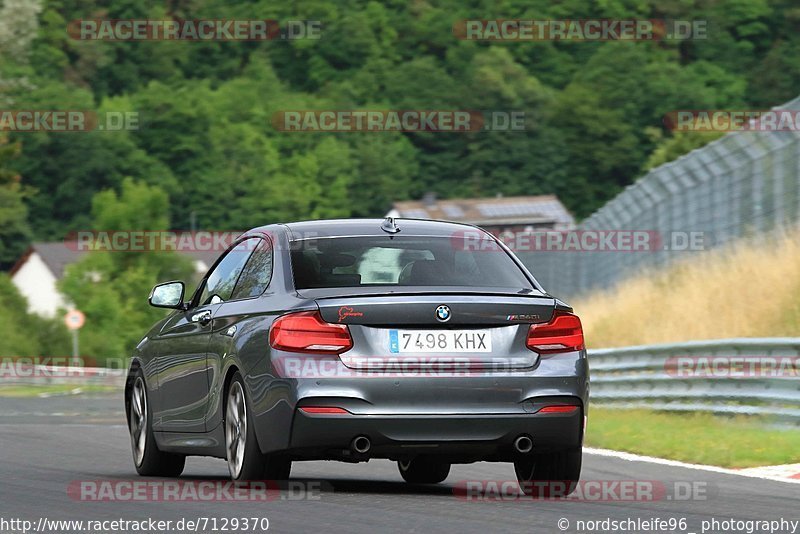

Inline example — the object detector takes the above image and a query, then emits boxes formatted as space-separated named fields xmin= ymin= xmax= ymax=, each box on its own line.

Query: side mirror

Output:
xmin=149 ymin=281 xmax=185 ymax=309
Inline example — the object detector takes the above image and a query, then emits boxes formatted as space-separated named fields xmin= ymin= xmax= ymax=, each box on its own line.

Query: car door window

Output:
xmin=198 ymin=238 xmax=261 ymax=305
xmin=231 ymin=238 xmax=274 ymax=299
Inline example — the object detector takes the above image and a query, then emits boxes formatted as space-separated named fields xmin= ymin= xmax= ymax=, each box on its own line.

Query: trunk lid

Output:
xmin=313 ymin=292 xmax=555 ymax=372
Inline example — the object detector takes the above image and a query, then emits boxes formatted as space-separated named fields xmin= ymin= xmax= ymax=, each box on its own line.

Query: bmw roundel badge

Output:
xmin=435 ymin=305 xmax=451 ymax=322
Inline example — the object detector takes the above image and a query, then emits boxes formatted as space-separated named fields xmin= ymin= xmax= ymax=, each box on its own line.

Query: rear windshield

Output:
xmin=290 ymin=235 xmax=533 ymax=290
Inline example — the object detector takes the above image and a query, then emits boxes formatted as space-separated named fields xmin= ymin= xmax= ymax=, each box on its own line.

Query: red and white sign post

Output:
xmin=64 ymin=309 xmax=86 ymax=366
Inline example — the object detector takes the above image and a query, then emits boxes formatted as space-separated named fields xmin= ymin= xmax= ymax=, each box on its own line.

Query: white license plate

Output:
xmin=389 ymin=330 xmax=492 ymax=353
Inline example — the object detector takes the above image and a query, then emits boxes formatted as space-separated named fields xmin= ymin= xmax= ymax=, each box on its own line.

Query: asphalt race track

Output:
xmin=1 ymin=394 xmax=798 ymax=534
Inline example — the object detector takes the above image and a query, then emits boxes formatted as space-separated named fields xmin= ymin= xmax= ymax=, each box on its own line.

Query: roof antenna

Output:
xmin=381 ymin=217 xmax=401 ymax=234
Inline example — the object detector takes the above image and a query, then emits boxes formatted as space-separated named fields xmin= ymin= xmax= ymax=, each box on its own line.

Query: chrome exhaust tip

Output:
xmin=352 ymin=435 xmax=371 ymax=454
xmin=514 ymin=435 xmax=533 ymax=454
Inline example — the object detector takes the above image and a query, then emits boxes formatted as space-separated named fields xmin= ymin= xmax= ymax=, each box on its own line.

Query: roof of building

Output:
xmin=17 ymin=242 xmax=83 ymax=279
xmin=391 ymin=194 xmax=574 ymax=227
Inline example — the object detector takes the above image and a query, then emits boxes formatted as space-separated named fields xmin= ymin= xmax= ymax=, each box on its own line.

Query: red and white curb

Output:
xmin=737 ymin=463 xmax=800 ymax=480
xmin=586 ymin=448 xmax=800 ymax=484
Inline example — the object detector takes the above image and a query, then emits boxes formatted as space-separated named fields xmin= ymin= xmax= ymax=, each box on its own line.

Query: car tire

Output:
xmin=514 ymin=447 xmax=582 ymax=497
xmin=397 ymin=457 xmax=451 ymax=484
xmin=263 ymin=454 xmax=292 ymax=481
xmin=129 ymin=370 xmax=186 ymax=477
xmin=225 ymin=372 xmax=292 ymax=481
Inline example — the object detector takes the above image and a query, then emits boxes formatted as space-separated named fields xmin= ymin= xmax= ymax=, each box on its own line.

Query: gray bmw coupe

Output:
xmin=126 ymin=218 xmax=588 ymax=493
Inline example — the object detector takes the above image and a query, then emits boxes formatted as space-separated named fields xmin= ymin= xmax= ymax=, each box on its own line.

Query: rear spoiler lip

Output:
xmin=297 ymin=286 xmax=550 ymax=301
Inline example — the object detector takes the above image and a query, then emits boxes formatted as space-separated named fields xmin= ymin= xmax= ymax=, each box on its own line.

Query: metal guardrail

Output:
xmin=590 ymin=338 xmax=800 ymax=425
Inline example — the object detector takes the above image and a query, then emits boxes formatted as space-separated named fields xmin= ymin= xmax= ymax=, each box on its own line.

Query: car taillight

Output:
xmin=526 ymin=310 xmax=585 ymax=354
xmin=269 ymin=311 xmax=353 ymax=354
xmin=538 ymin=405 xmax=580 ymax=414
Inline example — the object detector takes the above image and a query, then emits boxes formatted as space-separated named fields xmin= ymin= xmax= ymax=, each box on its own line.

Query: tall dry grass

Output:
xmin=574 ymin=229 xmax=800 ymax=348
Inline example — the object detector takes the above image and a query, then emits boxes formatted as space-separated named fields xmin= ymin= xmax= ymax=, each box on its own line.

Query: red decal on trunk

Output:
xmin=338 ymin=306 xmax=364 ymax=322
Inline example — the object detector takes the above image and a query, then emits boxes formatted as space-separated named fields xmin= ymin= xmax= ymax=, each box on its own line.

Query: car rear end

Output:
xmin=272 ymin=220 xmax=588 ymax=466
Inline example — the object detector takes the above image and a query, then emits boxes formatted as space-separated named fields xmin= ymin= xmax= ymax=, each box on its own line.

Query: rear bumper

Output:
xmin=248 ymin=349 xmax=589 ymax=459
xmin=287 ymin=407 xmax=583 ymax=462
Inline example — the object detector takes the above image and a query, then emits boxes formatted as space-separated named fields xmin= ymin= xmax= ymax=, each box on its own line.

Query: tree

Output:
xmin=0 ymin=273 xmax=70 ymax=358
xmin=0 ymin=134 xmax=31 ymax=269
xmin=0 ymin=0 xmax=42 ymax=63
xmin=59 ymin=179 xmax=195 ymax=365
xmin=643 ymin=129 xmax=726 ymax=172
xmin=9 ymin=0 xmax=800 ymax=242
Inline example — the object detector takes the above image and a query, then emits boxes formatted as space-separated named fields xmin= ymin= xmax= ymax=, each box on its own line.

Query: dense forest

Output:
xmin=1 ymin=0 xmax=800 ymax=360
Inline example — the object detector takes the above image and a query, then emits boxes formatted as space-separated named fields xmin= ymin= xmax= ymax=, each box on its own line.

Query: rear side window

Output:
xmin=231 ymin=238 xmax=274 ymax=299
xmin=290 ymin=235 xmax=532 ymax=290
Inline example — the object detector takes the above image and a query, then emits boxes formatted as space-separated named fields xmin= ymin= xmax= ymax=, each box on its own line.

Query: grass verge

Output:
xmin=575 ymin=230 xmax=800 ymax=347
xmin=586 ymin=407 xmax=800 ymax=468
xmin=0 ymin=384 xmax=118 ymax=397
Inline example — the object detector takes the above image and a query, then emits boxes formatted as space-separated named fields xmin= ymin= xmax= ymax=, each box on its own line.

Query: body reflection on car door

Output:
xmin=204 ymin=237 xmax=276 ymax=432
xmin=152 ymin=237 xmax=262 ymax=433
xmin=152 ymin=303 xmax=219 ymax=432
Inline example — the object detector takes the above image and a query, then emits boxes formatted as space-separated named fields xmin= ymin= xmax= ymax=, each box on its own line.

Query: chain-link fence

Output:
xmin=518 ymin=96 xmax=800 ymax=299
